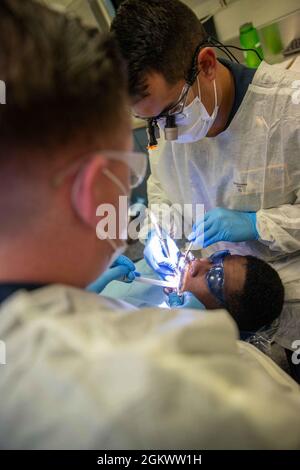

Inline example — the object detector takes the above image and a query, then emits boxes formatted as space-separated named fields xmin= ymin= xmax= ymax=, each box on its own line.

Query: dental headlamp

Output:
xmin=147 ymin=114 xmax=179 ymax=149
xmin=164 ymin=115 xmax=178 ymax=141
xmin=146 ymin=119 xmax=160 ymax=149
xmin=145 ymin=35 xmax=263 ymax=149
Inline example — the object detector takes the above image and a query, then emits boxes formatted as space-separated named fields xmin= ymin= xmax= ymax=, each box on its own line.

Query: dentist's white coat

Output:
xmin=140 ymin=59 xmax=300 ymax=349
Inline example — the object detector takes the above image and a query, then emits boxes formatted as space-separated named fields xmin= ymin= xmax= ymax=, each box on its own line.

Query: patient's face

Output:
xmin=182 ymin=255 xmax=247 ymax=309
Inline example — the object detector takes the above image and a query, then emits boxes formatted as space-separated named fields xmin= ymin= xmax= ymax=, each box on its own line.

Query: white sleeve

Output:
xmin=257 ymin=189 xmax=300 ymax=253
xmin=139 ymin=147 xmax=183 ymax=243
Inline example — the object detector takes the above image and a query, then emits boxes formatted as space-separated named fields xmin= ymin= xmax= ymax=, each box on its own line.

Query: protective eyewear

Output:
xmin=53 ymin=150 xmax=148 ymax=189
xmin=133 ymin=82 xmax=193 ymax=148
xmin=133 ymin=81 xmax=191 ymax=122
xmin=139 ymin=34 xmax=263 ymax=148
xmin=206 ymin=250 xmax=230 ymax=306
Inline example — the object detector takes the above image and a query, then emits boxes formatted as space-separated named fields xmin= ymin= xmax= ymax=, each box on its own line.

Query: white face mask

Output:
xmin=175 ymin=78 xmax=219 ymax=144
xmin=101 ymin=168 xmax=129 ymax=267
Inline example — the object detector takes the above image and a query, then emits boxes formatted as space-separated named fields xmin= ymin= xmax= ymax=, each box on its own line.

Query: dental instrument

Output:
xmin=133 ymin=274 xmax=178 ymax=289
xmin=148 ymin=211 xmax=171 ymax=259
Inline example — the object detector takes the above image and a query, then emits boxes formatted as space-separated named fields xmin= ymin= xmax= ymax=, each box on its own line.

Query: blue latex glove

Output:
xmin=144 ymin=230 xmax=180 ymax=280
xmin=168 ymin=291 xmax=205 ymax=310
xmin=87 ymin=255 xmax=136 ymax=294
xmin=188 ymin=208 xmax=259 ymax=249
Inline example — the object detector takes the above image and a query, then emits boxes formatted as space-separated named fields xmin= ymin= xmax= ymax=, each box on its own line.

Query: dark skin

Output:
xmin=181 ymin=255 xmax=247 ymax=308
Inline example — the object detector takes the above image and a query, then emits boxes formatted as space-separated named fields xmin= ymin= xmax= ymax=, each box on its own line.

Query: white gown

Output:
xmin=0 ymin=285 xmax=300 ymax=449
xmin=140 ymin=58 xmax=300 ymax=350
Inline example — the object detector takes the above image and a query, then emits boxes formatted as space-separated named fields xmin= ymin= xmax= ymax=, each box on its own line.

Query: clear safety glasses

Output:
xmin=53 ymin=150 xmax=148 ymax=189
xmin=135 ymin=75 xmax=198 ymax=147
xmin=206 ymin=250 xmax=230 ymax=306
xmin=133 ymin=81 xmax=192 ymax=122
xmin=166 ymin=82 xmax=192 ymax=117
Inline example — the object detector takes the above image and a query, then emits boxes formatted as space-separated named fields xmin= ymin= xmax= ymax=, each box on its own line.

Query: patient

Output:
xmin=180 ymin=251 xmax=285 ymax=332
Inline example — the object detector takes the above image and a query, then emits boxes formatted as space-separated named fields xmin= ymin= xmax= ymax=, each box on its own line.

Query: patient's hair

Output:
xmin=111 ymin=0 xmax=207 ymax=100
xmin=225 ymin=256 xmax=284 ymax=332
xmin=0 ymin=0 xmax=127 ymax=159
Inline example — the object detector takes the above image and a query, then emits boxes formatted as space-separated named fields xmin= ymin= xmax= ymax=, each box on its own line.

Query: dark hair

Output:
xmin=111 ymin=0 xmax=207 ymax=99
xmin=0 ymin=0 xmax=127 ymax=157
xmin=226 ymin=256 xmax=285 ymax=332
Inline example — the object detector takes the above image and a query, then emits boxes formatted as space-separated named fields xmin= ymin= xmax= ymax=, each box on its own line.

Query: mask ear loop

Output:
xmin=102 ymin=168 xmax=129 ymax=248
xmin=213 ymin=80 xmax=218 ymax=108
xmin=102 ymin=168 xmax=128 ymax=196
xmin=196 ymin=75 xmax=201 ymax=101
xmin=196 ymin=76 xmax=218 ymax=114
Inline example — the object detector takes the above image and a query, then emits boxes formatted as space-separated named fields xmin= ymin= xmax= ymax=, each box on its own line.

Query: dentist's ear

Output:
xmin=71 ymin=155 xmax=108 ymax=227
xmin=198 ymin=47 xmax=217 ymax=80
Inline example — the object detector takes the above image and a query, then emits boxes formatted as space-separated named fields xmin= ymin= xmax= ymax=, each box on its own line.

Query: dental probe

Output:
xmin=149 ymin=211 xmax=171 ymax=258
xmin=133 ymin=273 xmax=178 ymax=289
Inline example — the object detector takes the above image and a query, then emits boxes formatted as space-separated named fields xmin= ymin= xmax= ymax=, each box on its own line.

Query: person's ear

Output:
xmin=189 ymin=258 xmax=212 ymax=278
xmin=198 ymin=47 xmax=217 ymax=81
xmin=71 ymin=155 xmax=108 ymax=228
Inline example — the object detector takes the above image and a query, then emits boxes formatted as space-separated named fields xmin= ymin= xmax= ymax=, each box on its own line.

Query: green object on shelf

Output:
xmin=261 ymin=23 xmax=283 ymax=55
xmin=239 ymin=22 xmax=264 ymax=68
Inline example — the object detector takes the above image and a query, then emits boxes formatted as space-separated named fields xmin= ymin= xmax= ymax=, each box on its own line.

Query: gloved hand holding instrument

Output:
xmin=188 ymin=207 xmax=258 ymax=249
xmin=87 ymin=255 xmax=136 ymax=294
xmin=144 ymin=211 xmax=181 ymax=280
